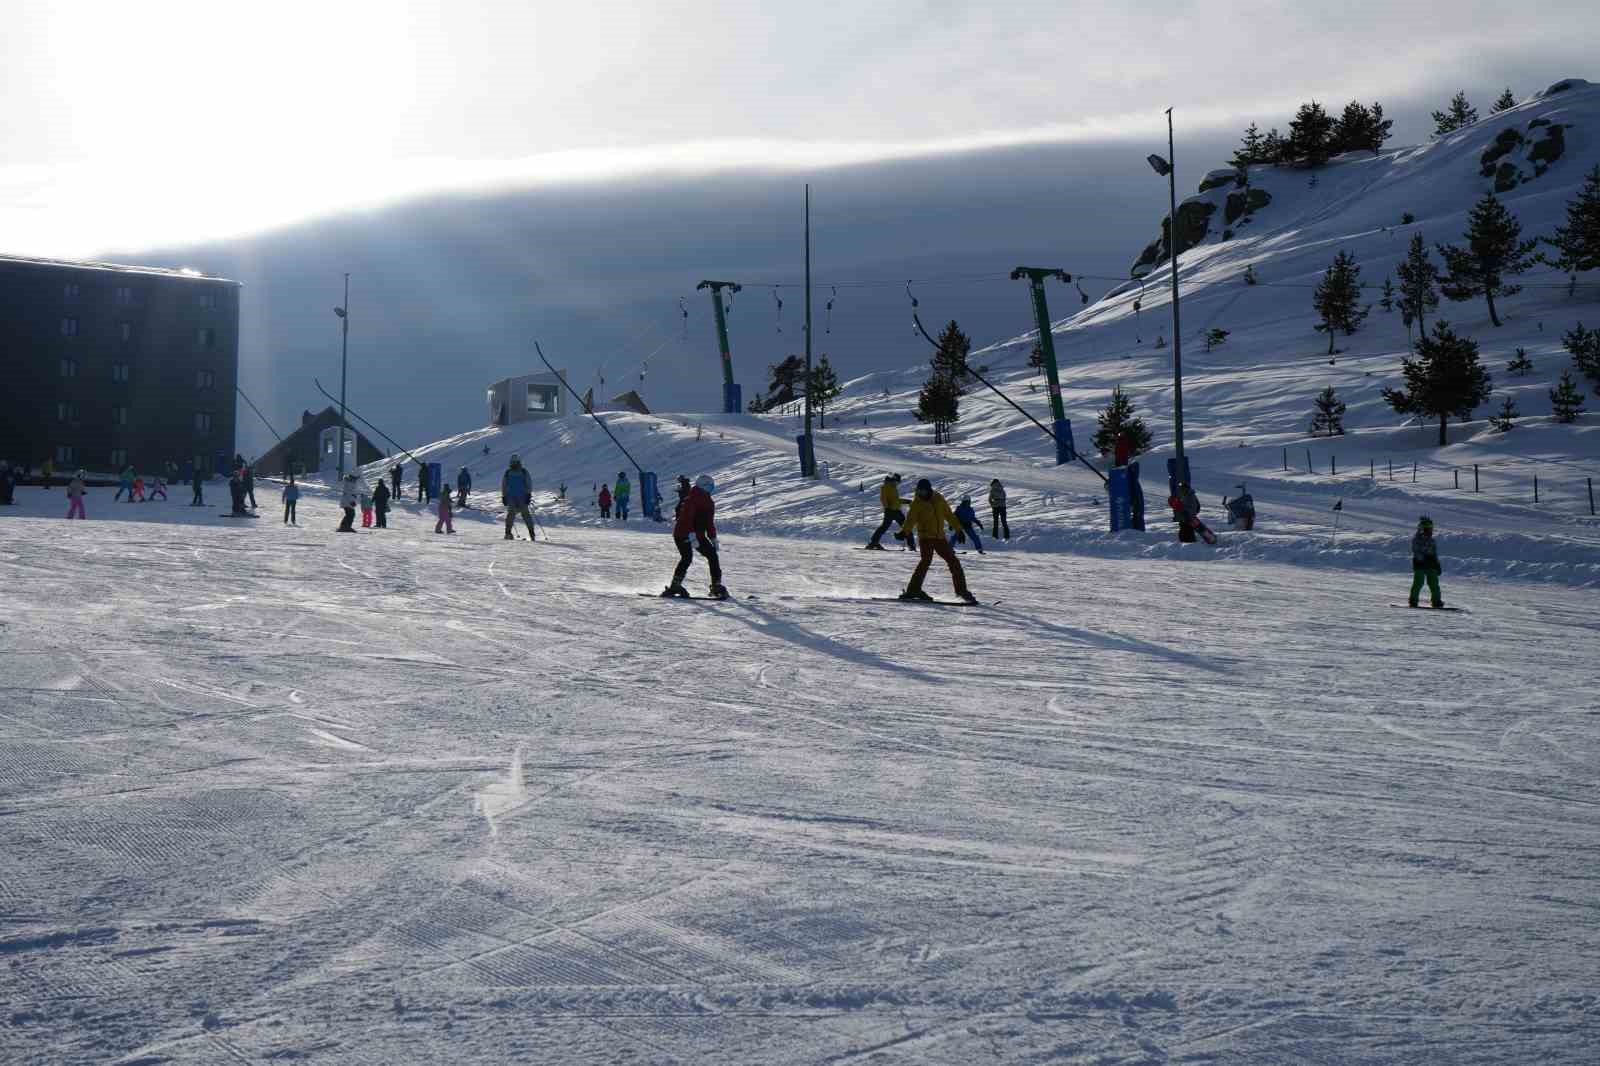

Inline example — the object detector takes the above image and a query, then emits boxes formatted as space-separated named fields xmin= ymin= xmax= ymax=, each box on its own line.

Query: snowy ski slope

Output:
xmin=3 ymin=78 xmax=1599 ymax=1066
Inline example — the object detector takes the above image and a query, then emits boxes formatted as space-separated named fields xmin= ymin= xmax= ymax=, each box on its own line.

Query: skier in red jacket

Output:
xmin=663 ymin=475 xmax=727 ymax=600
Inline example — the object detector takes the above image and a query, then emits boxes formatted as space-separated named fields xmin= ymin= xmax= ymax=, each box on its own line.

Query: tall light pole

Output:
xmin=1146 ymin=109 xmax=1187 ymax=488
xmin=802 ymin=183 xmax=815 ymax=476
xmin=333 ymin=274 xmax=350 ymax=479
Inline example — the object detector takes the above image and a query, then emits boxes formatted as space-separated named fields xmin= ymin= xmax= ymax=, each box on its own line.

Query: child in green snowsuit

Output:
xmin=1409 ymin=516 xmax=1443 ymax=608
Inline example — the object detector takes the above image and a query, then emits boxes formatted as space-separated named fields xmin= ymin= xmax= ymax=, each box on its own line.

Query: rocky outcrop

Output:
xmin=1132 ymin=199 xmax=1217 ymax=275
xmin=1479 ymin=117 xmax=1568 ymax=191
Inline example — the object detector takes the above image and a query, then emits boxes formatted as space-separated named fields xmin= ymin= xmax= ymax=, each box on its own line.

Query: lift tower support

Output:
xmin=1010 ymin=267 xmax=1076 ymax=465
xmin=696 ymin=279 xmax=743 ymax=414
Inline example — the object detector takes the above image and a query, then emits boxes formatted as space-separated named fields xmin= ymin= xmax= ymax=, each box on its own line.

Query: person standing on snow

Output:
xmin=372 ymin=476 xmax=391 ymax=528
xmin=242 ymin=465 xmax=257 ymax=510
xmin=282 ymin=477 xmax=300 ymax=525
xmin=337 ymin=474 xmax=359 ymax=532
xmin=359 ymin=483 xmax=374 ymax=527
xmin=1172 ymin=481 xmax=1202 ymax=543
xmin=390 ymin=463 xmax=403 ymax=502
xmin=613 ymin=471 xmax=631 ymax=521
xmin=953 ymin=495 xmax=986 ymax=554
xmin=41 ymin=457 xmax=55 ymax=489
xmin=436 ymin=483 xmax=455 ymax=534
xmin=1409 ymin=516 xmax=1445 ymax=609
xmin=664 ymin=475 xmax=726 ymax=599
xmin=228 ymin=469 xmax=248 ymax=516
xmin=898 ymin=478 xmax=976 ymax=603
xmin=0 ymin=461 xmax=14 ymax=505
xmin=501 ymin=454 xmax=536 ymax=541
xmin=149 ymin=473 xmax=168 ymax=501
xmin=988 ymin=478 xmax=1010 ymax=540
xmin=416 ymin=461 xmax=430 ymax=503
xmin=865 ymin=474 xmax=913 ymax=550
xmin=190 ymin=466 xmax=205 ymax=507
xmin=115 ymin=464 xmax=135 ymax=502
xmin=1225 ymin=484 xmax=1255 ymax=531
xmin=598 ymin=483 xmax=612 ymax=519
xmin=65 ymin=469 xmax=88 ymax=519
xmin=456 ymin=467 xmax=472 ymax=509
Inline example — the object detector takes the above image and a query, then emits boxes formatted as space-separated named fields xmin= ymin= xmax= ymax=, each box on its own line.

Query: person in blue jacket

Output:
xmin=282 ymin=477 xmax=301 ymax=525
xmin=953 ymin=495 xmax=986 ymax=554
xmin=501 ymin=454 xmax=536 ymax=541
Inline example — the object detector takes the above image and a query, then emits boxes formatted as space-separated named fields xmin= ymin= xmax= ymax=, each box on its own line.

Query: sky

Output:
xmin=5 ymin=0 xmax=1597 ymax=454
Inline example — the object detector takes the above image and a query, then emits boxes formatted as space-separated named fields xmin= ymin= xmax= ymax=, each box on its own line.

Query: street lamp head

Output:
xmin=333 ymin=307 xmax=347 ymax=318
xmin=1146 ymin=154 xmax=1172 ymax=177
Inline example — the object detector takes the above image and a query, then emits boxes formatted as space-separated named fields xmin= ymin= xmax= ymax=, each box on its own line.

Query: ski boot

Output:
xmin=864 ymin=541 xmax=885 ymax=550
xmin=661 ymin=583 xmax=690 ymax=598
xmin=504 ymin=532 xmax=514 ymax=541
xmin=898 ymin=587 xmax=934 ymax=602
xmin=959 ymin=591 xmax=979 ymax=605
xmin=708 ymin=584 xmax=730 ymax=601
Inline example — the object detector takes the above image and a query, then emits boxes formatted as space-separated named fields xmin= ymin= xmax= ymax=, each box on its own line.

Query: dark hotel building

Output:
xmin=0 ymin=254 xmax=240 ymax=476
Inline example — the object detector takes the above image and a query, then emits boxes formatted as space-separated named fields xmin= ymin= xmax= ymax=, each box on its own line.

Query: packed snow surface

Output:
xmin=2 ymin=480 xmax=1597 ymax=1064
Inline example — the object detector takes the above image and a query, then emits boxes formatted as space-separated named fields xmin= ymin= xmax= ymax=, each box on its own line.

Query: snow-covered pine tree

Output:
xmin=1506 ymin=347 xmax=1534 ymax=375
xmin=1490 ymin=395 xmax=1518 ymax=431
xmin=1382 ymin=320 xmax=1494 ymax=445
xmin=1091 ymin=386 xmax=1153 ymax=456
xmin=1438 ymin=193 xmax=1539 ymax=327
xmin=1287 ymin=101 xmax=1335 ymax=166
xmin=1380 ymin=276 xmax=1396 ymax=313
xmin=1564 ymin=322 xmax=1600 ymax=389
xmin=1432 ymin=91 xmax=1479 ymax=135
xmin=1309 ymin=386 xmax=1347 ymax=436
xmin=1492 ymin=88 xmax=1517 ymax=113
xmin=1313 ymin=250 xmax=1370 ymax=353
xmin=1542 ymin=165 xmax=1600 ymax=293
xmin=1549 ymin=369 xmax=1587 ymax=422
xmin=1397 ymin=233 xmax=1441 ymax=338
xmin=1231 ymin=123 xmax=1266 ymax=168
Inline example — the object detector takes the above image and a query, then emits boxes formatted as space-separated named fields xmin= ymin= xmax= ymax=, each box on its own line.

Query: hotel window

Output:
xmin=197 ymin=327 xmax=215 ymax=349
xmin=115 ymin=285 xmax=134 ymax=306
xmin=60 ymin=358 xmax=78 ymax=377
xmin=57 ymin=402 xmax=78 ymax=423
xmin=120 ymin=322 xmax=133 ymax=342
xmin=198 ymin=290 xmax=216 ymax=309
xmin=55 ymin=445 xmax=74 ymax=464
xmin=194 ymin=412 xmax=213 ymax=432
xmin=112 ymin=406 xmax=128 ymax=426
xmin=196 ymin=368 xmax=215 ymax=389
xmin=63 ymin=282 xmax=80 ymax=299
xmin=111 ymin=448 xmax=127 ymax=467
xmin=111 ymin=363 xmax=130 ymax=383
xmin=61 ymin=317 xmax=79 ymax=337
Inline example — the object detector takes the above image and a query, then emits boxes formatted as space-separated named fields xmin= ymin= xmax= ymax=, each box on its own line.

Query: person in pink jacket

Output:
xmin=435 ymin=485 xmax=455 ymax=534
xmin=66 ymin=470 xmax=87 ymax=519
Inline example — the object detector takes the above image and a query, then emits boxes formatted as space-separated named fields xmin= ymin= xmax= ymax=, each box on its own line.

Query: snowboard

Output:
xmin=218 ymin=512 xmax=261 ymax=518
xmin=640 ymin=592 xmax=733 ymax=603
xmin=1168 ymin=496 xmax=1218 ymax=545
xmin=1389 ymin=604 xmax=1466 ymax=612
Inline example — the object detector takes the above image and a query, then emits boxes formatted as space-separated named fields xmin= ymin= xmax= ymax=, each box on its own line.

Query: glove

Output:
xmin=501 ymin=496 xmax=508 ymax=507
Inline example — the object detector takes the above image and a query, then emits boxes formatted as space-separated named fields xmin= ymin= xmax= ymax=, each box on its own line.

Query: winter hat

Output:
xmin=961 ymin=496 xmax=971 ymax=504
xmin=1419 ymin=515 xmax=1433 ymax=527
xmin=695 ymin=474 xmax=716 ymax=495
xmin=510 ymin=454 xmax=521 ymax=464
xmin=916 ymin=477 xmax=933 ymax=494
xmin=75 ymin=469 xmax=86 ymax=478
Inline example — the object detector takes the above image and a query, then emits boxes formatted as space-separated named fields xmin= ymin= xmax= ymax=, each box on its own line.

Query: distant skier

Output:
xmin=228 ymin=470 xmax=249 ymax=516
xmin=1225 ymin=484 xmax=1256 ymax=531
xmin=242 ymin=465 xmax=257 ymax=510
xmin=416 ymin=461 xmax=429 ymax=503
xmin=436 ymin=483 xmax=455 ymax=534
xmin=372 ymin=476 xmax=391 ymax=528
xmin=337 ymin=474 xmax=358 ymax=532
xmin=41 ymin=457 xmax=55 ymax=489
xmin=988 ymin=478 xmax=1010 ymax=540
xmin=282 ymin=477 xmax=300 ymax=525
xmin=898 ymin=478 xmax=976 ymax=604
xmin=1172 ymin=481 xmax=1202 ymax=543
xmin=953 ymin=496 xmax=986 ymax=554
xmin=149 ymin=474 xmax=167 ymax=501
xmin=0 ymin=461 xmax=13 ymax=505
xmin=390 ymin=463 xmax=403 ymax=501
xmin=614 ymin=471 xmax=631 ymax=521
xmin=359 ymin=483 xmax=373 ymax=527
xmin=865 ymin=474 xmax=912 ymax=550
xmin=190 ymin=466 xmax=205 ymax=506
xmin=663 ymin=474 xmax=726 ymax=599
xmin=456 ymin=467 xmax=472 ymax=509
xmin=115 ymin=464 xmax=135 ymax=502
xmin=65 ymin=469 xmax=87 ymax=519
xmin=598 ymin=483 xmax=612 ymax=519
xmin=131 ymin=474 xmax=146 ymax=502
xmin=501 ymin=454 xmax=536 ymax=541
xmin=1409 ymin=516 xmax=1444 ymax=608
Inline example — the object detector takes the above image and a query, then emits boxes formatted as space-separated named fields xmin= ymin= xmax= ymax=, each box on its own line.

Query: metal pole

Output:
xmin=1474 ymin=463 xmax=1479 ymax=492
xmin=696 ymin=280 xmax=742 ymax=412
xmin=1166 ymin=108 xmax=1185 ymax=465
xmin=1588 ymin=476 xmax=1594 ymax=515
xmin=337 ymin=272 xmax=349 ymax=479
xmin=803 ymin=183 xmax=814 ymax=470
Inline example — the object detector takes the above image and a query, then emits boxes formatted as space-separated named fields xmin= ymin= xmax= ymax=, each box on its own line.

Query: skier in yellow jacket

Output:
xmin=899 ymin=478 xmax=977 ymax=604
xmin=865 ymin=473 xmax=913 ymax=550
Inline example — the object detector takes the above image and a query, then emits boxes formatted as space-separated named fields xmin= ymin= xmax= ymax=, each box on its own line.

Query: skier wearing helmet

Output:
xmin=337 ymin=473 xmax=359 ymax=531
xmin=1409 ymin=516 xmax=1444 ymax=608
xmin=899 ymin=478 xmax=977 ymax=604
xmin=501 ymin=454 xmax=536 ymax=540
xmin=663 ymin=474 xmax=726 ymax=599
xmin=65 ymin=469 xmax=87 ymax=519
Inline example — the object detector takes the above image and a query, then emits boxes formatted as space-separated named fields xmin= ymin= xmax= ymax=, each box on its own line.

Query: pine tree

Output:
xmin=1490 ymin=395 xmax=1518 ymax=431
xmin=1261 ymin=128 xmax=1287 ymax=164
xmin=1549 ymin=370 xmax=1587 ymax=422
xmin=1382 ymin=320 xmax=1494 ymax=445
xmin=1542 ymin=165 xmax=1600 ymax=287
xmin=749 ymin=354 xmax=806 ymax=412
xmin=1396 ymin=232 xmax=1441 ymax=336
xmin=1432 ymin=91 xmax=1479 ymax=135
xmin=933 ymin=320 xmax=972 ymax=397
xmin=1332 ymin=101 xmax=1373 ymax=155
xmin=1309 ymin=385 xmax=1347 ymax=436
xmin=1564 ymin=321 xmax=1600 ymax=389
xmin=808 ymin=354 xmax=842 ymax=428
xmin=1492 ymin=88 xmax=1517 ymax=113
xmin=1091 ymin=386 xmax=1153 ymax=456
xmin=1287 ymin=101 xmax=1335 ymax=166
xmin=1366 ymin=102 xmax=1394 ymax=156
xmin=1380 ymin=276 xmax=1396 ymax=313
xmin=1313 ymin=250 xmax=1371 ymax=353
xmin=1438 ymin=193 xmax=1539 ymax=327
xmin=1231 ymin=123 xmax=1265 ymax=168
xmin=915 ymin=321 xmax=970 ymax=443
xmin=1506 ymin=347 xmax=1534 ymax=375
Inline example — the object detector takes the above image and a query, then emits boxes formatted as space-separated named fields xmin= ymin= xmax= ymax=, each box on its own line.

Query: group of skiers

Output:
xmin=596 ymin=472 xmax=631 ymax=520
